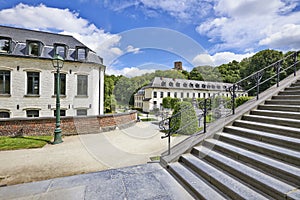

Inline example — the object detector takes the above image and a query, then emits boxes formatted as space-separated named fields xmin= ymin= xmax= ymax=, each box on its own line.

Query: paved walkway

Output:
xmin=0 ymin=163 xmax=193 ymax=200
xmin=0 ymin=122 xmax=187 ymax=186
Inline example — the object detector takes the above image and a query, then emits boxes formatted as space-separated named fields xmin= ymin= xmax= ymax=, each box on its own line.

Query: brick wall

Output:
xmin=0 ymin=111 xmax=137 ymax=137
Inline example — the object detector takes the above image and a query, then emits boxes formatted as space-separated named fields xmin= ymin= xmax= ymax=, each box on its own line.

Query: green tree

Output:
xmin=188 ymin=68 xmax=204 ymax=81
xmin=104 ymin=75 xmax=117 ymax=113
xmin=170 ymin=101 xmax=199 ymax=135
xmin=242 ymin=49 xmax=283 ymax=95
xmin=170 ymin=98 xmax=180 ymax=109
xmin=162 ymin=97 xmax=172 ymax=109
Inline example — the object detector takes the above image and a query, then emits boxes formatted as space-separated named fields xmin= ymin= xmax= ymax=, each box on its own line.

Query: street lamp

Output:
xmin=52 ymin=54 xmax=64 ymax=144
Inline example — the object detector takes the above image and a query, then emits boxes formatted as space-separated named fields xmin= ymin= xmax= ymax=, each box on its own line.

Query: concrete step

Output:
xmin=214 ymin=132 xmax=300 ymax=166
xmin=284 ymin=86 xmax=300 ymax=91
xmin=192 ymin=146 xmax=298 ymax=200
xmin=223 ymin=126 xmax=300 ymax=151
xmin=278 ymin=90 xmax=300 ymax=95
xmin=272 ymin=95 xmax=300 ymax=99
xmin=200 ymin=139 xmax=300 ymax=186
xmin=265 ymin=99 xmax=300 ymax=105
xmin=250 ymin=109 xmax=300 ymax=120
xmin=290 ymin=82 xmax=300 ymax=87
xmin=242 ymin=114 xmax=300 ymax=128
xmin=257 ymin=104 xmax=300 ymax=112
xmin=179 ymin=154 xmax=269 ymax=200
xmin=168 ymin=162 xmax=227 ymax=200
xmin=233 ymin=120 xmax=300 ymax=139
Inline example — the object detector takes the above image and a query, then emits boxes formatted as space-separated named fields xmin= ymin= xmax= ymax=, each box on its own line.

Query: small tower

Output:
xmin=174 ymin=61 xmax=182 ymax=70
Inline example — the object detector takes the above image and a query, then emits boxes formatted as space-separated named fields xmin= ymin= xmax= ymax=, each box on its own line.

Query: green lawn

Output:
xmin=0 ymin=136 xmax=53 ymax=151
xmin=141 ymin=118 xmax=157 ymax=122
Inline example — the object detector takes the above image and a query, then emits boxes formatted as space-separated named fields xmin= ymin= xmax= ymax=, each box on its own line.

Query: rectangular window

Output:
xmin=167 ymin=92 xmax=170 ymax=97
xmin=0 ymin=70 xmax=10 ymax=94
xmin=174 ymin=92 xmax=177 ymax=98
xmin=54 ymin=73 xmax=66 ymax=95
xmin=193 ymin=93 xmax=195 ymax=98
xmin=27 ymin=72 xmax=39 ymax=95
xmin=153 ymin=91 xmax=157 ymax=98
xmin=54 ymin=110 xmax=66 ymax=116
xmin=203 ymin=93 xmax=206 ymax=98
xmin=77 ymin=109 xmax=87 ymax=116
xmin=77 ymin=47 xmax=86 ymax=60
xmin=27 ymin=41 xmax=40 ymax=56
xmin=26 ymin=110 xmax=39 ymax=117
xmin=55 ymin=45 xmax=66 ymax=58
xmin=181 ymin=92 xmax=184 ymax=98
xmin=198 ymin=93 xmax=201 ymax=98
xmin=77 ymin=75 xmax=88 ymax=96
xmin=187 ymin=93 xmax=189 ymax=98
xmin=160 ymin=92 xmax=163 ymax=98
xmin=0 ymin=38 xmax=10 ymax=53
xmin=0 ymin=112 xmax=9 ymax=118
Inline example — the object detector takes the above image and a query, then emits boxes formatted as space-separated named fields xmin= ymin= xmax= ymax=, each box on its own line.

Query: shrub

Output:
xmin=235 ymin=96 xmax=253 ymax=107
xmin=170 ymin=101 xmax=199 ymax=135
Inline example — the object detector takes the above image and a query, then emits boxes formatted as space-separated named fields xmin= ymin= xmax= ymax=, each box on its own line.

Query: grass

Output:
xmin=0 ymin=136 xmax=53 ymax=151
xmin=150 ymin=156 xmax=160 ymax=161
xmin=141 ymin=118 xmax=157 ymax=122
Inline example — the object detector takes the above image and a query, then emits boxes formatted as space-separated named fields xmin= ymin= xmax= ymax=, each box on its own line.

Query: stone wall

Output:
xmin=0 ymin=111 xmax=137 ymax=137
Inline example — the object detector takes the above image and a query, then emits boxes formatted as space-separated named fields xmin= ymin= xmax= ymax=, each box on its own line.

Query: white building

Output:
xmin=0 ymin=25 xmax=105 ymax=118
xmin=134 ymin=77 xmax=247 ymax=112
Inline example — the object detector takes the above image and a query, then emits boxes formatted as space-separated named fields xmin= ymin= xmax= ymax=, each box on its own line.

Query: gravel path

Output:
xmin=0 ymin=122 xmax=187 ymax=186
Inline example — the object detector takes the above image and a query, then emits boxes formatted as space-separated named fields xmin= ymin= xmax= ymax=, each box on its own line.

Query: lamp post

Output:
xmin=52 ymin=54 xmax=64 ymax=144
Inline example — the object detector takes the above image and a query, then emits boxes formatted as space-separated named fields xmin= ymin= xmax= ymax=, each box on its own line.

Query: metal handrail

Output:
xmin=161 ymin=50 xmax=299 ymax=155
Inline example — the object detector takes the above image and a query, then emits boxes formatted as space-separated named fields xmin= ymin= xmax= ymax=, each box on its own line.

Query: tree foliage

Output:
xmin=170 ymin=101 xmax=199 ymax=135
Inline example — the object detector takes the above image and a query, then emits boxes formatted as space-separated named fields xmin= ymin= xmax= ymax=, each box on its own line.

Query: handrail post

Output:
xmin=232 ymin=84 xmax=236 ymax=115
xmin=168 ymin=119 xmax=171 ymax=155
xmin=203 ymin=98 xmax=207 ymax=133
xmin=276 ymin=61 xmax=281 ymax=87
xmin=294 ymin=51 xmax=298 ymax=76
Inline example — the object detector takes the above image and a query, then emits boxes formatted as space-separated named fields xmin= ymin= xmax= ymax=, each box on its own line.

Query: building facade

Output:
xmin=0 ymin=26 xmax=105 ymax=118
xmin=134 ymin=77 xmax=247 ymax=112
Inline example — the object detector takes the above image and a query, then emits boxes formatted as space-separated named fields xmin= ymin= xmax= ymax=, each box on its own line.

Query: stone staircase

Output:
xmin=167 ymin=80 xmax=300 ymax=199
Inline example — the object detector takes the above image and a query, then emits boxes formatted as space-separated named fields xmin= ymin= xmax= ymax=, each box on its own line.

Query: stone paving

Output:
xmin=0 ymin=121 xmax=191 ymax=199
xmin=0 ymin=163 xmax=193 ymax=200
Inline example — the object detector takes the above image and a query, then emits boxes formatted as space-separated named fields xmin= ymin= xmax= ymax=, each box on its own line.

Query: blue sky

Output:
xmin=0 ymin=0 xmax=300 ymax=76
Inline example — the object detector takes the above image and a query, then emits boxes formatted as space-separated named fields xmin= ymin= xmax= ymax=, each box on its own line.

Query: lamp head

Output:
xmin=52 ymin=54 xmax=64 ymax=69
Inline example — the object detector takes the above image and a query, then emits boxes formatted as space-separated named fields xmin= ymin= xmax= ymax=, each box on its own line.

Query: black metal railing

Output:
xmin=160 ymin=50 xmax=300 ymax=155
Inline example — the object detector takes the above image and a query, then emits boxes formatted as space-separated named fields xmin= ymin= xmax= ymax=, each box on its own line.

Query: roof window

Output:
xmin=0 ymin=37 xmax=11 ymax=53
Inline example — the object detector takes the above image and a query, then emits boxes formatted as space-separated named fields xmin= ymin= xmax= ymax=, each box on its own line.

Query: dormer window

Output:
xmin=195 ymin=83 xmax=200 ymax=88
xmin=161 ymin=81 xmax=166 ymax=86
xmin=54 ymin=44 xmax=67 ymax=59
xmin=169 ymin=82 xmax=173 ymax=87
xmin=189 ymin=83 xmax=193 ymax=88
xmin=183 ymin=83 xmax=187 ymax=87
xmin=0 ymin=37 xmax=11 ymax=53
xmin=202 ymin=84 xmax=206 ymax=88
xmin=176 ymin=82 xmax=180 ymax=87
xmin=27 ymin=40 xmax=42 ymax=56
xmin=76 ymin=47 xmax=87 ymax=61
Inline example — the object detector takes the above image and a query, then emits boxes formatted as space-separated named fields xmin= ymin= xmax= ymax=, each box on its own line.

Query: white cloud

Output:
xmin=106 ymin=67 xmax=155 ymax=77
xmin=126 ymin=45 xmax=141 ymax=54
xmin=0 ymin=3 xmax=142 ymax=66
xmin=259 ymin=24 xmax=300 ymax=49
xmin=192 ymin=51 xmax=254 ymax=66
xmin=192 ymin=54 xmax=214 ymax=66
xmin=197 ymin=0 xmax=300 ymax=52
xmin=104 ymin=0 xmax=213 ymax=22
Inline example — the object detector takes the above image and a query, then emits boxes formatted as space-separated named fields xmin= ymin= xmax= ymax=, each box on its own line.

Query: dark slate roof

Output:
xmin=0 ymin=25 xmax=103 ymax=65
xmin=145 ymin=77 xmax=244 ymax=91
